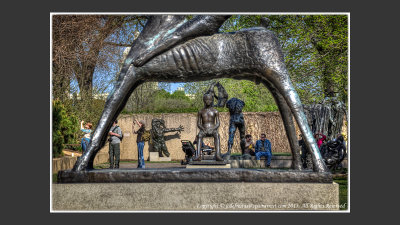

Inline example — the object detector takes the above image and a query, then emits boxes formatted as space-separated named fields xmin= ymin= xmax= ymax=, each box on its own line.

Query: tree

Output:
xmin=221 ymin=15 xmax=348 ymax=105
xmin=52 ymin=99 xmax=79 ymax=157
xmin=52 ymin=15 xmax=146 ymax=101
xmin=304 ymin=15 xmax=348 ymax=102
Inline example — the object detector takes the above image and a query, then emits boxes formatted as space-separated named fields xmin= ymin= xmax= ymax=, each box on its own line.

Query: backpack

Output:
xmin=142 ymin=130 xmax=151 ymax=142
xmin=109 ymin=126 xmax=123 ymax=142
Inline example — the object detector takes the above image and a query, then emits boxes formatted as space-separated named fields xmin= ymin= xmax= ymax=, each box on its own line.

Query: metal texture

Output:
xmin=320 ymin=136 xmax=347 ymax=171
xmin=193 ymin=92 xmax=223 ymax=161
xmin=224 ymin=98 xmax=246 ymax=160
xmin=72 ymin=15 xmax=328 ymax=173
xmin=150 ymin=118 xmax=184 ymax=157
xmin=59 ymin=168 xmax=333 ymax=183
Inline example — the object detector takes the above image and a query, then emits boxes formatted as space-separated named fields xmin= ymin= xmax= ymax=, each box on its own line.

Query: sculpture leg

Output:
xmin=223 ymin=122 xmax=236 ymax=160
xmin=72 ymin=65 xmax=142 ymax=171
xmin=238 ymin=121 xmax=246 ymax=155
xmin=214 ymin=132 xmax=223 ymax=161
xmin=193 ymin=132 xmax=204 ymax=161
xmin=161 ymin=142 xmax=170 ymax=157
xmin=264 ymin=71 xmax=328 ymax=172
xmin=261 ymin=80 xmax=303 ymax=170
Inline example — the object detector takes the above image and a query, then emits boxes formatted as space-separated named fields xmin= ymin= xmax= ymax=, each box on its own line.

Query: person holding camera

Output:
xmin=133 ymin=119 xmax=146 ymax=168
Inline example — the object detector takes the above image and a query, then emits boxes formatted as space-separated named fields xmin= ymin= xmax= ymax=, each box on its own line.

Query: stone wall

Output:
xmin=99 ymin=112 xmax=304 ymax=161
xmin=52 ymin=152 xmax=109 ymax=173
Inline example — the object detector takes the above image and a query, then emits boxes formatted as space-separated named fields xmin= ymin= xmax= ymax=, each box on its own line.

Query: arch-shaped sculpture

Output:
xmin=72 ymin=15 xmax=327 ymax=172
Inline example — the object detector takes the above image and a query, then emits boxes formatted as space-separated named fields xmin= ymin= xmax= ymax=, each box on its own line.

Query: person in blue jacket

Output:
xmin=80 ymin=120 xmax=93 ymax=153
xmin=255 ymin=133 xmax=272 ymax=168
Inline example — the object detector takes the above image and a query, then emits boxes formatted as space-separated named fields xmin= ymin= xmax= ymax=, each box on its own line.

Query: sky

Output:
xmin=170 ymin=82 xmax=185 ymax=93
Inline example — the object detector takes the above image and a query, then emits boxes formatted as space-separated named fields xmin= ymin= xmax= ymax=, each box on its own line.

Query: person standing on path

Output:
xmin=133 ymin=119 xmax=146 ymax=168
xmin=108 ymin=120 xmax=122 ymax=169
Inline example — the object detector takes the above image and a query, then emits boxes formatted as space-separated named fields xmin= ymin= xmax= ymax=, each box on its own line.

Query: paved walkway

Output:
xmin=115 ymin=162 xmax=186 ymax=169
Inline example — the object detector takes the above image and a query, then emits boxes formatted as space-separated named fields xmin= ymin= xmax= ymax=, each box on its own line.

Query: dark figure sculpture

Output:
xmin=223 ymin=98 xmax=246 ymax=160
xmin=206 ymin=81 xmax=229 ymax=108
xmin=181 ymin=140 xmax=196 ymax=165
xmin=150 ymin=118 xmax=184 ymax=157
xmin=299 ymin=134 xmax=313 ymax=170
xmin=320 ymin=135 xmax=347 ymax=171
xmin=193 ymin=93 xmax=223 ymax=161
xmin=73 ymin=15 xmax=327 ymax=172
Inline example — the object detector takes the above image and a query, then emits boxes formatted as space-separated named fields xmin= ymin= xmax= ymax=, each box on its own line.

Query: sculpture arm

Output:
xmin=197 ymin=111 xmax=205 ymax=131
xmin=214 ymin=110 xmax=220 ymax=130
xmin=163 ymin=125 xmax=184 ymax=134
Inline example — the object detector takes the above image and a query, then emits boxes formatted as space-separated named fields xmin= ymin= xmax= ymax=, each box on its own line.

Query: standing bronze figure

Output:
xmin=223 ymin=98 xmax=246 ymax=160
xmin=150 ymin=118 xmax=184 ymax=157
xmin=72 ymin=15 xmax=326 ymax=172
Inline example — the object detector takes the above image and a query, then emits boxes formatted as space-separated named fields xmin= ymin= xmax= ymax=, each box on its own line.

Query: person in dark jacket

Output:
xmin=133 ymin=119 xmax=146 ymax=168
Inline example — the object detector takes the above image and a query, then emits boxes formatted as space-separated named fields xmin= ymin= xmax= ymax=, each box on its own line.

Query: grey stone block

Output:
xmin=52 ymin=182 xmax=340 ymax=211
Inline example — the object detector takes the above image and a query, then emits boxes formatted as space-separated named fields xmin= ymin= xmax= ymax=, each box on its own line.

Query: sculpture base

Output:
xmin=186 ymin=164 xmax=231 ymax=168
xmin=52 ymin=182 xmax=340 ymax=211
xmin=149 ymin=152 xmax=171 ymax=161
xmin=187 ymin=160 xmax=230 ymax=168
xmin=57 ymin=168 xmax=332 ymax=183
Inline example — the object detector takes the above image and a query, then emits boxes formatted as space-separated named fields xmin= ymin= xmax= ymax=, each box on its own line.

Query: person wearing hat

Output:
xmin=133 ymin=119 xmax=146 ymax=168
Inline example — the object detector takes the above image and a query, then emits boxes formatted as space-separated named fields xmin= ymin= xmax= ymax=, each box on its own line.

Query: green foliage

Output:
xmin=182 ymin=79 xmax=278 ymax=112
xmin=124 ymin=89 xmax=198 ymax=114
xmin=52 ymin=99 xmax=80 ymax=158
xmin=65 ymin=95 xmax=106 ymax=126
xmin=333 ymin=176 xmax=348 ymax=210
xmin=219 ymin=15 xmax=348 ymax=105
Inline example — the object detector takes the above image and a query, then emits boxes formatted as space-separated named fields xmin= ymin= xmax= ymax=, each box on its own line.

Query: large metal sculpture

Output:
xmin=72 ymin=15 xmax=327 ymax=172
xmin=150 ymin=118 xmax=184 ymax=157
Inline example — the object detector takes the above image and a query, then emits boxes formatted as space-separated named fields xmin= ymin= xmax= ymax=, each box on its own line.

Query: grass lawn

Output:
xmin=93 ymin=160 xmax=181 ymax=169
xmin=333 ymin=175 xmax=348 ymax=210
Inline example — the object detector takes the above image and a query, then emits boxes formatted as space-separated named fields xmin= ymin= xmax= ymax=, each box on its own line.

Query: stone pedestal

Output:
xmin=187 ymin=160 xmax=230 ymax=168
xmin=149 ymin=152 xmax=171 ymax=161
xmin=186 ymin=164 xmax=231 ymax=168
xmin=52 ymin=182 xmax=340 ymax=211
xmin=55 ymin=168 xmax=339 ymax=211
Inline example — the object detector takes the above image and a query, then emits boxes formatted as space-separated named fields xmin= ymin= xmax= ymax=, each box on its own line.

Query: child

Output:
xmin=80 ymin=120 xmax=93 ymax=153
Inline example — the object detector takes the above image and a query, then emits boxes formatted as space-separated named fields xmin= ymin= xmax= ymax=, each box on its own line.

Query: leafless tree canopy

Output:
xmin=52 ymin=15 xmax=146 ymax=101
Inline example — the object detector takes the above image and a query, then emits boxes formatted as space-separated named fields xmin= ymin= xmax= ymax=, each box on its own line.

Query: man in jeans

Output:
xmin=255 ymin=133 xmax=272 ymax=168
xmin=133 ymin=119 xmax=146 ymax=168
xmin=108 ymin=120 xmax=122 ymax=169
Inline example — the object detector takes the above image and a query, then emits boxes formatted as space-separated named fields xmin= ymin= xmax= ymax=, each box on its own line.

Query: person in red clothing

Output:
xmin=314 ymin=132 xmax=327 ymax=148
